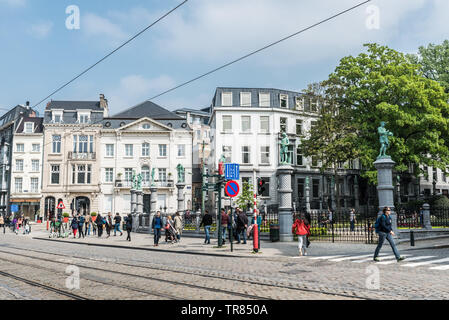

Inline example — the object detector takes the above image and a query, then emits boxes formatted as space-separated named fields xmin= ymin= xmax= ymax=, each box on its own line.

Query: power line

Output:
xmin=31 ymin=0 xmax=189 ymax=110
xmin=147 ymin=0 xmax=371 ymax=102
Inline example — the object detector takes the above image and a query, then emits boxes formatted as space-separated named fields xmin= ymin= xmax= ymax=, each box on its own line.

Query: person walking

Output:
xmin=236 ymin=209 xmax=248 ymax=244
xmin=0 ymin=215 xmax=4 ymax=234
xmin=349 ymin=208 xmax=356 ymax=232
xmin=174 ymin=212 xmax=183 ymax=242
xmin=125 ymin=214 xmax=132 ymax=241
xmin=85 ymin=215 xmax=91 ymax=236
xmin=220 ymin=209 xmax=229 ymax=245
xmin=200 ymin=210 xmax=213 ymax=245
xmin=292 ymin=214 xmax=310 ymax=256
xmin=77 ymin=214 xmax=85 ymax=238
xmin=152 ymin=211 xmax=163 ymax=246
xmin=374 ymin=207 xmax=406 ymax=262
xmin=114 ymin=213 xmax=123 ymax=236
xmin=96 ymin=214 xmax=104 ymax=238
xmin=106 ymin=213 xmax=113 ymax=238
xmin=71 ymin=216 xmax=79 ymax=238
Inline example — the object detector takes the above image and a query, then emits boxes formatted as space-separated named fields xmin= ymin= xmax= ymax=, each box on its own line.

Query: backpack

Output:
xmin=374 ymin=215 xmax=385 ymax=234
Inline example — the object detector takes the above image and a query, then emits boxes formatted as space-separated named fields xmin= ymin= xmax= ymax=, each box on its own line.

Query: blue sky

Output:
xmin=0 ymin=0 xmax=448 ymax=116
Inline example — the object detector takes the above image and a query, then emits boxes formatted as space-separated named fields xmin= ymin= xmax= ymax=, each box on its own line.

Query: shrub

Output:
xmin=63 ymin=212 xmax=70 ymax=218
xmin=91 ymin=212 xmax=97 ymax=217
xmin=432 ymin=196 xmax=449 ymax=208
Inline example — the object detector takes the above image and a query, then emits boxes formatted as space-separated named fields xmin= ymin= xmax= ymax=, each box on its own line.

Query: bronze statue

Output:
xmin=151 ymin=168 xmax=156 ymax=187
xmin=378 ymin=121 xmax=393 ymax=159
xmin=176 ymin=164 xmax=185 ymax=183
xmin=280 ymin=132 xmax=290 ymax=164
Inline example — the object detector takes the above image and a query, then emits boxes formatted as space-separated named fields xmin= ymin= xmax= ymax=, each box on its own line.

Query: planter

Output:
xmin=91 ymin=216 xmax=97 ymax=222
xmin=63 ymin=217 xmax=69 ymax=223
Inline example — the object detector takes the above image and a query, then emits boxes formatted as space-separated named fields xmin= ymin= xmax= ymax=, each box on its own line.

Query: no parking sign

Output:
xmin=225 ymin=180 xmax=240 ymax=198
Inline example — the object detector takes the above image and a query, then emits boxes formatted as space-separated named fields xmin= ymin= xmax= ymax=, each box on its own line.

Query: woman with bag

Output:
xmin=292 ymin=213 xmax=310 ymax=256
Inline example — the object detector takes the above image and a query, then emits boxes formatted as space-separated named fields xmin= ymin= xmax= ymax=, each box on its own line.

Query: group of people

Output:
xmin=151 ymin=211 xmax=183 ymax=246
xmin=0 ymin=215 xmax=31 ymax=235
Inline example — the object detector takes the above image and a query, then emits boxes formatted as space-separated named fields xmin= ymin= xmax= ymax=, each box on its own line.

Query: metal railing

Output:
xmin=430 ymin=208 xmax=449 ymax=228
xmin=68 ymin=152 xmax=96 ymax=160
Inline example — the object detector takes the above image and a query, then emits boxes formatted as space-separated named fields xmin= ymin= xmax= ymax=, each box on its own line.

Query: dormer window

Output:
xmin=222 ymin=92 xmax=233 ymax=106
xmin=295 ymin=97 xmax=304 ymax=111
xmin=280 ymin=94 xmax=289 ymax=108
xmin=52 ymin=111 xmax=63 ymax=123
xmin=24 ymin=122 xmax=34 ymax=133
xmin=78 ymin=113 xmax=90 ymax=124
xmin=142 ymin=123 xmax=151 ymax=130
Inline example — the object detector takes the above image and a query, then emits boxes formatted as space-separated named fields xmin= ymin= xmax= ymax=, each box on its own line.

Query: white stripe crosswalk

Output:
xmin=292 ymin=253 xmax=449 ymax=271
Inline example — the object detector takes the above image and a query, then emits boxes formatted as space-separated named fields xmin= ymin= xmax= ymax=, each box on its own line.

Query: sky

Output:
xmin=0 ymin=0 xmax=448 ymax=116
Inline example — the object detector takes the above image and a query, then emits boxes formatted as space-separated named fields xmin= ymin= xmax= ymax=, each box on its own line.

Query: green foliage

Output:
xmin=322 ymin=43 xmax=449 ymax=183
xmin=309 ymin=227 xmax=328 ymax=236
xmin=431 ymin=195 xmax=449 ymax=208
xmin=235 ymin=182 xmax=257 ymax=211
xmin=90 ymin=212 xmax=97 ymax=217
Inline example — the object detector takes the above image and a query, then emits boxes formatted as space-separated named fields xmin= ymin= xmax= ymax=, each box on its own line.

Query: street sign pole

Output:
xmin=230 ymin=197 xmax=233 ymax=252
xmin=217 ymin=176 xmax=223 ymax=248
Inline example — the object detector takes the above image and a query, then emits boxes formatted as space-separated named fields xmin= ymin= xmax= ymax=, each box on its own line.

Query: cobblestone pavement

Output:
xmin=0 ymin=225 xmax=448 ymax=300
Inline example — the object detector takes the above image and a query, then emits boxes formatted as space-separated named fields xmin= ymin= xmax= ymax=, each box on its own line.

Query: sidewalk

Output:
xmin=19 ymin=223 xmax=449 ymax=258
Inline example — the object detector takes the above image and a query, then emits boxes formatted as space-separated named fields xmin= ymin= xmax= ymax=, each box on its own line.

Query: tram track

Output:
xmin=0 ymin=246 xmax=371 ymax=300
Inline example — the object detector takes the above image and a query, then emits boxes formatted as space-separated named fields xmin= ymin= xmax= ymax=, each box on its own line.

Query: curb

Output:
xmin=32 ymin=237 xmax=251 ymax=258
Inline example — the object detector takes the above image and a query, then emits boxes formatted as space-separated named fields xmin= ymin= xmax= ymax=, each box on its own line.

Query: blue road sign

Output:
xmin=225 ymin=163 xmax=240 ymax=180
xmin=11 ymin=205 xmax=19 ymax=213
xmin=225 ymin=180 xmax=240 ymax=198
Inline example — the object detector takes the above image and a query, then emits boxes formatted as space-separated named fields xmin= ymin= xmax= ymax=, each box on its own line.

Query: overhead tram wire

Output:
xmin=146 ymin=0 xmax=372 ymax=102
xmin=30 ymin=0 xmax=189 ymax=111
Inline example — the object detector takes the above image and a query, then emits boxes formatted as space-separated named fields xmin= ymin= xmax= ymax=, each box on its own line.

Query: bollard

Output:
xmin=253 ymin=224 xmax=259 ymax=253
xmin=410 ymin=230 xmax=415 ymax=247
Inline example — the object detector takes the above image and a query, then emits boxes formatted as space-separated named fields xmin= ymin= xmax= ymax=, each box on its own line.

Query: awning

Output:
xmin=10 ymin=199 xmax=40 ymax=204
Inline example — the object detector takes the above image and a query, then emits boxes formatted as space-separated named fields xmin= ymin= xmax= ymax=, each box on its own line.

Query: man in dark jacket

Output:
xmin=374 ymin=207 xmax=405 ymax=262
xmin=236 ymin=209 xmax=248 ymax=244
xmin=96 ymin=214 xmax=104 ymax=238
xmin=125 ymin=214 xmax=132 ymax=241
xmin=114 ymin=213 xmax=123 ymax=236
xmin=152 ymin=211 xmax=163 ymax=246
xmin=78 ymin=214 xmax=85 ymax=239
xmin=200 ymin=210 xmax=213 ymax=244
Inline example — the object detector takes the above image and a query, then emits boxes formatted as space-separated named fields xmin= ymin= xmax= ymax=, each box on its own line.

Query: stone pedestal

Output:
xmin=277 ymin=165 xmax=294 ymax=242
xmin=149 ymin=187 xmax=158 ymax=233
xmin=176 ymin=183 xmax=186 ymax=213
xmin=374 ymin=157 xmax=398 ymax=238
xmin=130 ymin=190 xmax=137 ymax=214
xmin=422 ymin=203 xmax=432 ymax=230
xmin=305 ymin=178 xmax=311 ymax=212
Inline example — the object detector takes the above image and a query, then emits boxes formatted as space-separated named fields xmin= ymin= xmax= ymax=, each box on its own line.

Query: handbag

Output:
xmin=246 ymin=225 xmax=254 ymax=238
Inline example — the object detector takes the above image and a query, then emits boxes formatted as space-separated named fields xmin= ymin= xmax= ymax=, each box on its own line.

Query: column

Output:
xmin=149 ymin=187 xmax=158 ymax=234
xmin=176 ymin=183 xmax=186 ymax=213
xmin=277 ymin=164 xmax=294 ymax=242
xmin=136 ymin=190 xmax=143 ymax=227
xmin=374 ymin=157 xmax=398 ymax=239
xmin=422 ymin=203 xmax=432 ymax=230
xmin=354 ymin=175 xmax=360 ymax=209
xmin=305 ymin=177 xmax=311 ymax=212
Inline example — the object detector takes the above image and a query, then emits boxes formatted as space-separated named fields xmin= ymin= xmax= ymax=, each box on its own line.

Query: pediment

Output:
xmin=117 ymin=117 xmax=173 ymax=132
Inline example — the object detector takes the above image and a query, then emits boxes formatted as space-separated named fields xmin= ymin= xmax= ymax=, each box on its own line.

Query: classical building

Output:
xmin=99 ymin=101 xmax=193 ymax=216
xmin=40 ymin=95 xmax=109 ymax=219
xmin=10 ymin=116 xmax=44 ymax=220
xmin=0 ymin=103 xmax=36 ymax=218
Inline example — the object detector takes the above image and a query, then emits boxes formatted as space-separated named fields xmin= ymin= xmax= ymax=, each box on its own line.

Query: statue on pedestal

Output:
xmin=132 ymin=170 xmax=137 ymax=189
xmin=377 ymin=121 xmax=393 ymax=159
xmin=137 ymin=173 xmax=143 ymax=191
xmin=151 ymin=168 xmax=156 ymax=187
xmin=176 ymin=164 xmax=185 ymax=184
xmin=280 ymin=132 xmax=290 ymax=164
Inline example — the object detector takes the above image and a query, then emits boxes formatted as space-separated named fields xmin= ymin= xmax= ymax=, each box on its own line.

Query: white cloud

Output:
xmin=83 ymin=13 xmax=129 ymax=45
xmin=0 ymin=0 xmax=26 ymax=7
xmin=28 ymin=21 xmax=53 ymax=39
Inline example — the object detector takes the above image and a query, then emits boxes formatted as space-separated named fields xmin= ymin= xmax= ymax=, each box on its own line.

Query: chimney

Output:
xmin=100 ymin=94 xmax=109 ymax=117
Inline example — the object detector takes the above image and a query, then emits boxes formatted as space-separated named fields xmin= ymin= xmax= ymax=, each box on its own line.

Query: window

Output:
xmin=53 ymin=112 xmax=63 ymax=123
xmin=25 ymin=122 xmax=34 ymax=133
xmin=142 ymin=143 xmax=150 ymax=157
xmin=222 ymin=92 xmax=233 ymax=106
xmin=16 ymin=144 xmax=24 ymax=152
xmin=280 ymin=117 xmax=287 ymax=133
xmin=296 ymin=147 xmax=303 ymax=166
xmin=241 ymin=116 xmax=251 ymax=132
xmin=52 ymin=135 xmax=61 ymax=154
xmin=177 ymin=145 xmax=185 ymax=157
xmin=32 ymin=160 xmax=39 ymax=172
xmin=259 ymin=93 xmax=270 ymax=107
xmin=16 ymin=159 xmax=23 ymax=172
xmin=15 ymin=178 xmax=22 ymax=193
xmin=105 ymin=168 xmax=114 ymax=183
xmin=297 ymin=179 xmax=305 ymax=199
xmin=159 ymin=144 xmax=167 ymax=157
xmin=77 ymin=165 xmax=86 ymax=184
xmin=222 ymin=116 xmax=232 ymax=132
xmin=51 ymin=165 xmax=60 ymax=184
xmin=159 ymin=168 xmax=167 ymax=182
xmin=31 ymin=178 xmax=39 ymax=193
xmin=240 ymin=92 xmax=251 ymax=107
xmin=78 ymin=113 xmax=90 ymax=124
xmin=312 ymin=156 xmax=319 ymax=167
xmin=260 ymin=146 xmax=270 ymax=164
xmin=313 ymin=179 xmax=320 ymax=198
xmin=311 ymin=98 xmax=319 ymax=112
xmin=32 ymin=144 xmax=40 ymax=152
xmin=260 ymin=178 xmax=270 ymax=197
xmin=142 ymin=123 xmax=151 ymax=130
xmin=280 ymin=94 xmax=288 ymax=108
xmin=196 ymin=130 xmax=201 ymax=139
xmin=260 ymin=116 xmax=270 ymax=133
xmin=125 ymin=144 xmax=134 ymax=157
xmin=223 ymin=146 xmax=232 ymax=163
xmin=296 ymin=120 xmax=303 ymax=135
xmin=295 ymin=97 xmax=304 ymax=110
xmin=125 ymin=169 xmax=133 ymax=182
xmin=142 ymin=166 xmax=150 ymax=183
xmin=106 ymin=144 xmax=114 ymax=157
xmin=242 ymin=146 xmax=251 ymax=164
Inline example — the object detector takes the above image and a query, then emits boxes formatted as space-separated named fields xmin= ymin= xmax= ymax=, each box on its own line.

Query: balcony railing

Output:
xmin=115 ymin=180 xmax=175 ymax=189
xmin=68 ymin=152 xmax=96 ymax=160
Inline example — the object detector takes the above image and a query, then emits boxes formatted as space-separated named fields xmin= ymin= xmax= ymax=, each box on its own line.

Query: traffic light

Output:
xmin=218 ymin=162 xmax=225 ymax=176
xmin=258 ymin=178 xmax=266 ymax=195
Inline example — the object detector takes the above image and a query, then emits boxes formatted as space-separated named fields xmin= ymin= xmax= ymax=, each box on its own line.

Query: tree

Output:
xmin=324 ymin=43 xmax=449 ymax=183
xmin=236 ymin=182 xmax=256 ymax=212
xmin=408 ymin=40 xmax=449 ymax=93
xmin=300 ymin=82 xmax=360 ymax=209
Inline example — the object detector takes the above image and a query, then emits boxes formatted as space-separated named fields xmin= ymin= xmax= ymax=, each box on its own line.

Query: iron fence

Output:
xmin=430 ymin=208 xmax=449 ymax=228
xmin=396 ymin=206 xmax=423 ymax=229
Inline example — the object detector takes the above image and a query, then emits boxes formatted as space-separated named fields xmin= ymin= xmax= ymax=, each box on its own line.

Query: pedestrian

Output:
xmin=114 ymin=213 xmax=123 ymax=236
xmin=152 ymin=211 xmax=163 ymax=246
xmin=164 ymin=215 xmax=176 ymax=243
xmin=220 ymin=209 xmax=229 ymax=244
xmin=292 ymin=213 xmax=310 ymax=256
xmin=349 ymin=208 xmax=356 ymax=232
xmin=125 ymin=214 xmax=132 ymax=241
xmin=0 ymin=215 xmax=4 ymax=234
xmin=106 ymin=212 xmax=113 ymax=238
xmin=236 ymin=209 xmax=248 ymax=244
xmin=96 ymin=214 xmax=103 ymax=238
xmin=374 ymin=207 xmax=406 ymax=262
xmin=174 ymin=212 xmax=183 ymax=242
xmin=78 ymin=214 xmax=85 ymax=238
xmin=200 ymin=210 xmax=213 ymax=245
xmin=71 ymin=216 xmax=79 ymax=238
xmin=85 ymin=215 xmax=91 ymax=236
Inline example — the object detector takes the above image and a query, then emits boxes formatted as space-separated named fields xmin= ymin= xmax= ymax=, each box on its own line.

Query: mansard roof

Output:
xmin=111 ymin=100 xmax=183 ymax=120
xmin=46 ymin=100 xmax=103 ymax=111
